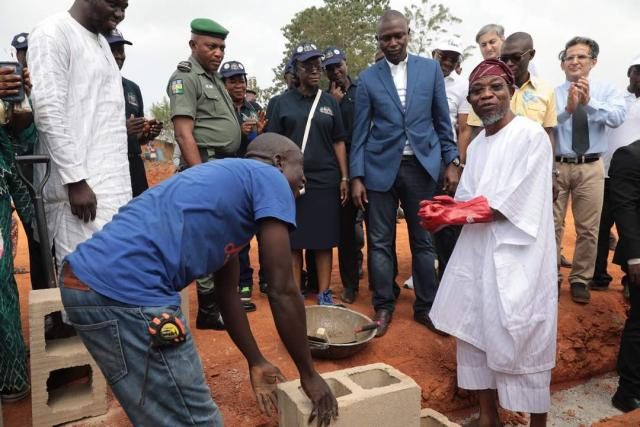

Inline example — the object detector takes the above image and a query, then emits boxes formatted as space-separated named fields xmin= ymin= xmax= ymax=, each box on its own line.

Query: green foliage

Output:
xmin=150 ymin=97 xmax=174 ymax=142
xmin=272 ymin=0 xmax=391 ymax=93
xmin=404 ymin=0 xmax=475 ymax=61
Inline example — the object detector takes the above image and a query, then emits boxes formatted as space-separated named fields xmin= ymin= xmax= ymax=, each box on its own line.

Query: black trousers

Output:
xmin=617 ymin=270 xmax=640 ymax=398
xmin=338 ymin=200 xmax=363 ymax=291
xmin=593 ymin=178 xmax=614 ymax=286
xmin=129 ymin=154 xmax=149 ymax=198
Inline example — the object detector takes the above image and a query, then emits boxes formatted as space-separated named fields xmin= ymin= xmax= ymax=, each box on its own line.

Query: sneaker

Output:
xmin=317 ymin=290 xmax=335 ymax=305
xmin=239 ymin=286 xmax=252 ymax=302
xmin=1 ymin=384 xmax=30 ymax=402
xmin=403 ymin=277 xmax=414 ymax=290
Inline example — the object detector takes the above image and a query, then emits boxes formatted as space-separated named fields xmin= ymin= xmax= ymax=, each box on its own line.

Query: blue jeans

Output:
xmin=60 ymin=281 xmax=223 ymax=426
xmin=366 ymin=156 xmax=438 ymax=316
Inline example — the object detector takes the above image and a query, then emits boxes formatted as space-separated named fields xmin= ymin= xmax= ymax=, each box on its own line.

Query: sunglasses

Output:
xmin=498 ymin=49 xmax=532 ymax=64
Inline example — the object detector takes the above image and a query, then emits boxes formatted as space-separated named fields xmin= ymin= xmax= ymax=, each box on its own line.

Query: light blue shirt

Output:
xmin=554 ymin=79 xmax=626 ymax=156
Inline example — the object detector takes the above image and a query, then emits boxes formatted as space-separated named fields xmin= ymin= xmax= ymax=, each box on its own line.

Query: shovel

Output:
xmin=308 ymin=321 xmax=380 ymax=346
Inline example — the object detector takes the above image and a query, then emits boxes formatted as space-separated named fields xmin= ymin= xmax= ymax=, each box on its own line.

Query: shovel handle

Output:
xmin=355 ymin=321 xmax=380 ymax=333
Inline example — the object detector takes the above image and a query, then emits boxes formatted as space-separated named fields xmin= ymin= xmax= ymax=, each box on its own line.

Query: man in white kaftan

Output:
xmin=428 ymin=59 xmax=557 ymax=424
xmin=28 ymin=1 xmax=131 ymax=269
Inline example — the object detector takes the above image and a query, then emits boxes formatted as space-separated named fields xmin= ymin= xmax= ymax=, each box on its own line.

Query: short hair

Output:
xmin=504 ymin=32 xmax=533 ymax=50
xmin=562 ymin=36 xmax=600 ymax=59
xmin=475 ymin=24 xmax=505 ymax=43
xmin=376 ymin=9 xmax=409 ymax=36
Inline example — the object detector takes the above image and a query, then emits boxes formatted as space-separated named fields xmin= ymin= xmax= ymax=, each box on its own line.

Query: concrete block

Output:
xmin=278 ymin=363 xmax=421 ymax=427
xmin=29 ymin=288 xmax=107 ymax=427
xmin=420 ymin=408 xmax=461 ymax=427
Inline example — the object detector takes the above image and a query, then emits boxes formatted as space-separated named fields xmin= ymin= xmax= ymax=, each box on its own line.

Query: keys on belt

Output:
xmin=555 ymin=154 xmax=600 ymax=164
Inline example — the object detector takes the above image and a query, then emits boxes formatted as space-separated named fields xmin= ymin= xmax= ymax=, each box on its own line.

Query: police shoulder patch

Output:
xmin=177 ymin=61 xmax=192 ymax=72
xmin=170 ymin=79 xmax=185 ymax=95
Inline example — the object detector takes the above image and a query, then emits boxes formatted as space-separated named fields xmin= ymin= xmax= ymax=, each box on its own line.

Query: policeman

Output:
xmin=320 ymin=46 xmax=363 ymax=304
xmin=167 ymin=18 xmax=240 ymax=330
xmin=106 ymin=30 xmax=162 ymax=197
xmin=11 ymin=32 xmax=29 ymax=67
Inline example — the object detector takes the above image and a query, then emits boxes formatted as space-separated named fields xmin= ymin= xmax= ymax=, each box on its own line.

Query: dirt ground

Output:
xmin=2 ymin=160 xmax=636 ymax=426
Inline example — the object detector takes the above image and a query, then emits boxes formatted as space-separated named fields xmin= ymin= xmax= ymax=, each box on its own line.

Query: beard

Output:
xmin=479 ymin=104 xmax=509 ymax=126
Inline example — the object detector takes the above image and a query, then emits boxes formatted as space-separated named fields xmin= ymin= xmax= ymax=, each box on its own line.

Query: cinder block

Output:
xmin=420 ymin=408 xmax=461 ymax=427
xmin=278 ymin=363 xmax=421 ymax=427
xmin=29 ymin=289 xmax=107 ymax=427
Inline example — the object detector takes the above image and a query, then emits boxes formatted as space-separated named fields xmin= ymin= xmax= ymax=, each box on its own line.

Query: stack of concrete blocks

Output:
xmin=29 ymin=288 xmax=107 ymax=427
xmin=278 ymin=363 xmax=422 ymax=426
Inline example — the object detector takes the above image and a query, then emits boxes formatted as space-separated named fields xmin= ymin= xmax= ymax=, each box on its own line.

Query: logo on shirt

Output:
xmin=223 ymin=242 xmax=247 ymax=265
xmin=170 ymin=79 xmax=184 ymax=95
xmin=319 ymin=106 xmax=334 ymax=116
xmin=127 ymin=92 xmax=139 ymax=107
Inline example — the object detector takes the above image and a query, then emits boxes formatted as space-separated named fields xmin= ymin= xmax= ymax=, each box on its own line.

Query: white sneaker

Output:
xmin=403 ymin=277 xmax=414 ymax=289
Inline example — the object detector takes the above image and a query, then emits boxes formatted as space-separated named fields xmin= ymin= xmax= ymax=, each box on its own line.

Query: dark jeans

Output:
xmin=366 ymin=156 xmax=437 ymax=316
xmin=60 ymin=284 xmax=222 ymax=426
xmin=617 ymin=270 xmax=640 ymax=399
xmin=593 ymin=178 xmax=614 ymax=286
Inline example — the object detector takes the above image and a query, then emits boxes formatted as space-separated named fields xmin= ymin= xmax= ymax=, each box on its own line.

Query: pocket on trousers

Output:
xmin=72 ymin=320 xmax=128 ymax=385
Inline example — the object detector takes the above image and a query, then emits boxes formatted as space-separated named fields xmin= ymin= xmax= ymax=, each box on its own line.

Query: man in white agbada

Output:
xmin=427 ymin=59 xmax=557 ymax=427
xmin=28 ymin=0 xmax=131 ymax=269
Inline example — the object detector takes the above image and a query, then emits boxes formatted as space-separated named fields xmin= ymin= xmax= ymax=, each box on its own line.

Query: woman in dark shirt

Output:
xmin=267 ymin=43 xmax=349 ymax=305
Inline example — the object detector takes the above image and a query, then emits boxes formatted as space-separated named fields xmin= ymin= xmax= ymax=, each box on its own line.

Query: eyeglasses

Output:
xmin=498 ymin=49 xmax=532 ymax=64
xmin=562 ymin=54 xmax=593 ymax=63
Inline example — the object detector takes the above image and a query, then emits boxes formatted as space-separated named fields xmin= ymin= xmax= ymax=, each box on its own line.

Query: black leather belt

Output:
xmin=555 ymin=154 xmax=600 ymax=164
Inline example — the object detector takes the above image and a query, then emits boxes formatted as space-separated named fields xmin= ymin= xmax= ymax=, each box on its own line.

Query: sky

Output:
xmin=1 ymin=0 xmax=637 ymax=113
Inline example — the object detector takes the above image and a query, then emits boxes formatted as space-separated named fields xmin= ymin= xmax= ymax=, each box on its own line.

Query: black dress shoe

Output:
xmin=393 ymin=282 xmax=401 ymax=300
xmin=340 ymin=288 xmax=357 ymax=304
xmin=612 ymin=390 xmax=640 ymax=412
xmin=374 ymin=310 xmax=392 ymax=337
xmin=414 ymin=314 xmax=449 ymax=337
xmin=570 ymin=282 xmax=590 ymax=304
xmin=196 ymin=310 xmax=226 ymax=330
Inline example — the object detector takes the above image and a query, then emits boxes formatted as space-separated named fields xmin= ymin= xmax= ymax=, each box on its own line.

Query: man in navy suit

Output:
xmin=351 ymin=10 xmax=460 ymax=337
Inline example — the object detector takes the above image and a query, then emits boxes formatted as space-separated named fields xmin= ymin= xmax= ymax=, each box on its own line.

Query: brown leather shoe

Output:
xmin=374 ymin=310 xmax=392 ymax=337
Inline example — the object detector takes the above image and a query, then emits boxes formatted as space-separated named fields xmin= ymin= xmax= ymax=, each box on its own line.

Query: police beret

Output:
xmin=322 ymin=46 xmax=346 ymax=68
xmin=190 ymin=18 xmax=229 ymax=40
xmin=220 ymin=60 xmax=246 ymax=78
xmin=11 ymin=32 xmax=28 ymax=50
xmin=291 ymin=42 xmax=323 ymax=64
xmin=105 ymin=29 xmax=132 ymax=46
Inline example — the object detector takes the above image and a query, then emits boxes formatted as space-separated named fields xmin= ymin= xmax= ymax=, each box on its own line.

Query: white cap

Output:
xmin=435 ymin=40 xmax=463 ymax=55
xmin=629 ymin=54 xmax=640 ymax=71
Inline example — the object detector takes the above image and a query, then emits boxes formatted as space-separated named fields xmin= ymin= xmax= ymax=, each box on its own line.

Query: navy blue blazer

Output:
xmin=350 ymin=54 xmax=457 ymax=192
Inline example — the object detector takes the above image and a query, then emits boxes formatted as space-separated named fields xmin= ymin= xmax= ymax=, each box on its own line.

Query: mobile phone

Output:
xmin=0 ymin=61 xmax=25 ymax=103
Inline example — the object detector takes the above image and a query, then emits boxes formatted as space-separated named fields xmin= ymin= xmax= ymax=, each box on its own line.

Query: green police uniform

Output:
xmin=167 ymin=56 xmax=240 ymax=162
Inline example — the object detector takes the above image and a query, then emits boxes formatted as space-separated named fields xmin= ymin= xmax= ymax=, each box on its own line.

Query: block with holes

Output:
xmin=420 ymin=408 xmax=461 ymax=427
xmin=29 ymin=288 xmax=107 ymax=427
xmin=277 ymin=363 xmax=421 ymax=427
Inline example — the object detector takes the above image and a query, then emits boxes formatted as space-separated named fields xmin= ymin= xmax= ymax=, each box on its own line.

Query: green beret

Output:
xmin=190 ymin=18 xmax=228 ymax=39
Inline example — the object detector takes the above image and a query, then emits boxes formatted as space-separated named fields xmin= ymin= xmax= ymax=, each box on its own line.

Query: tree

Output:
xmin=150 ymin=97 xmax=174 ymax=142
xmin=271 ymin=0 xmax=390 ymax=93
xmin=404 ymin=0 xmax=475 ymax=61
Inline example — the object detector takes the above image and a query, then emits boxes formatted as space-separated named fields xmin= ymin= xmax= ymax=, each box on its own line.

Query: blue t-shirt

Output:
xmin=65 ymin=159 xmax=296 ymax=306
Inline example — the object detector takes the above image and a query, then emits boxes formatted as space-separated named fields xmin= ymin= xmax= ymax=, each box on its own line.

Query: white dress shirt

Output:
xmin=386 ymin=56 xmax=414 ymax=155
xmin=444 ymin=72 xmax=471 ymax=142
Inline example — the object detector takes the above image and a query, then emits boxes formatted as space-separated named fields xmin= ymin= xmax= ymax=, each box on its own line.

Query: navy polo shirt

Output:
xmin=267 ymin=88 xmax=346 ymax=189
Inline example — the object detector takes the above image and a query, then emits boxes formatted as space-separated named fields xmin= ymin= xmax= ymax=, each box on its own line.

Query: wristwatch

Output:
xmin=450 ymin=157 xmax=462 ymax=167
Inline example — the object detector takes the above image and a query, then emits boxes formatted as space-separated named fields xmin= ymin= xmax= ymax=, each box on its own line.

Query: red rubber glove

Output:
xmin=419 ymin=196 xmax=493 ymax=232
xmin=419 ymin=195 xmax=456 ymax=208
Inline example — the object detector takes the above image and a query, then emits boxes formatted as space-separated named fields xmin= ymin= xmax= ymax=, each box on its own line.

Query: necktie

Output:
xmin=572 ymin=104 xmax=590 ymax=156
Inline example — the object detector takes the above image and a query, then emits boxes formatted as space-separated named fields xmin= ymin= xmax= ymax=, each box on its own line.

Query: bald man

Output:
xmin=59 ymin=134 xmax=338 ymax=426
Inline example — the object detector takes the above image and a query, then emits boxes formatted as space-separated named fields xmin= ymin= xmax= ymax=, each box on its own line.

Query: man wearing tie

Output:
xmin=350 ymin=10 xmax=459 ymax=337
xmin=554 ymin=37 xmax=626 ymax=304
